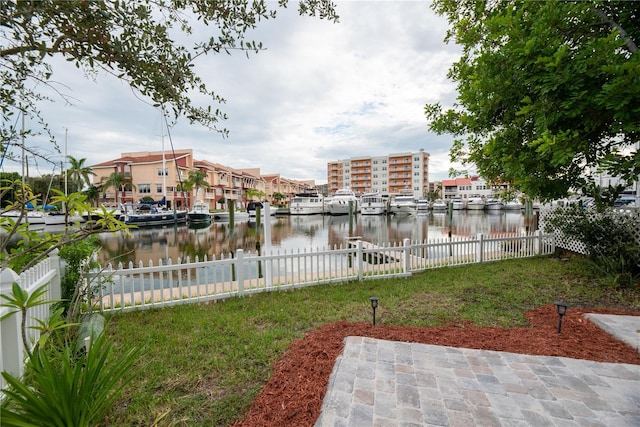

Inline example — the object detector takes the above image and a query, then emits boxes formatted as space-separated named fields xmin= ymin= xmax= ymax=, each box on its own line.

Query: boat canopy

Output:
xmin=133 ymin=196 xmax=166 ymax=206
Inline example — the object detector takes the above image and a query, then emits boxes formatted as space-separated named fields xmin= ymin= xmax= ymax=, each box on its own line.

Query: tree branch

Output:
xmin=591 ymin=7 xmax=638 ymax=54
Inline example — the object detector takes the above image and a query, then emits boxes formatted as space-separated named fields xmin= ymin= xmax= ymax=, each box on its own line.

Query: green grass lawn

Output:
xmin=104 ymin=255 xmax=639 ymax=426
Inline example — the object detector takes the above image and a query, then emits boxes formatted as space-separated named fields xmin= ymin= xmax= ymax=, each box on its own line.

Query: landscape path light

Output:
xmin=554 ymin=301 xmax=569 ymax=333
xmin=369 ymin=297 xmax=379 ymax=326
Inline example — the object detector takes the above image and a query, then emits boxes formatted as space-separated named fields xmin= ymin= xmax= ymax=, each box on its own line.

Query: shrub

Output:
xmin=544 ymin=206 xmax=640 ymax=286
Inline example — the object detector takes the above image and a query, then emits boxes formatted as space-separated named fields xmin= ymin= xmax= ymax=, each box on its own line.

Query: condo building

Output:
xmin=91 ymin=149 xmax=315 ymax=210
xmin=327 ymin=149 xmax=430 ymax=198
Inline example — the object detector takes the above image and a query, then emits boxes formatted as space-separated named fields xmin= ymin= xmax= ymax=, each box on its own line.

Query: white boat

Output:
xmin=451 ymin=197 xmax=465 ymax=210
xmin=326 ymin=189 xmax=358 ymax=215
xmin=187 ymin=201 xmax=212 ymax=224
xmin=431 ymin=199 xmax=447 ymax=210
xmin=359 ymin=192 xmax=387 ymax=215
xmin=0 ymin=209 xmax=46 ymax=229
xmin=44 ymin=211 xmax=85 ymax=226
xmin=213 ymin=210 xmax=250 ymax=222
xmin=466 ymin=195 xmax=485 ymax=210
xmin=43 ymin=202 xmax=86 ymax=226
xmin=484 ymin=199 xmax=504 ymax=211
xmin=504 ymin=199 xmax=523 ymax=210
xmin=389 ymin=194 xmax=417 ymax=216
xmin=290 ymin=192 xmax=325 ymax=215
xmin=416 ymin=199 xmax=430 ymax=212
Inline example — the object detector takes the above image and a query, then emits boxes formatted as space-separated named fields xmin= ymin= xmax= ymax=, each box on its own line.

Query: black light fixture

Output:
xmin=554 ymin=301 xmax=569 ymax=333
xmin=369 ymin=297 xmax=379 ymax=326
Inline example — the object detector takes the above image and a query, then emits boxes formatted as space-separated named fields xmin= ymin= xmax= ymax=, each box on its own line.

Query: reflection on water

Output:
xmin=97 ymin=211 xmax=531 ymax=265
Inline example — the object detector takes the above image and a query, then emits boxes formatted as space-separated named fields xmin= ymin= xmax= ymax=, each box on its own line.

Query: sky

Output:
xmin=4 ymin=1 xmax=463 ymax=185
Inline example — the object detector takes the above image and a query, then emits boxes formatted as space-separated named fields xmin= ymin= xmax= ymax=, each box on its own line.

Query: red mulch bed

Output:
xmin=232 ymin=304 xmax=640 ymax=427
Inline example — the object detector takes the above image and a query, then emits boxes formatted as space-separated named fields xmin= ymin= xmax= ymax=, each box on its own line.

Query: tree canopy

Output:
xmin=1 ymin=0 xmax=338 ymax=165
xmin=425 ymin=0 xmax=639 ymax=200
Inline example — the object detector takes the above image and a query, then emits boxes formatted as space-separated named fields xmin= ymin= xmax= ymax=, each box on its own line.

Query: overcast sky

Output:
xmin=5 ymin=1 xmax=462 ymax=185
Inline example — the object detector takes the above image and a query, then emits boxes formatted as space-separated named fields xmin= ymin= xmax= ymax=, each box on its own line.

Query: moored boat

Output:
xmin=123 ymin=197 xmax=188 ymax=227
xmin=0 ymin=209 xmax=46 ymax=229
xmin=326 ymin=189 xmax=358 ymax=215
xmin=213 ymin=210 xmax=250 ymax=222
xmin=359 ymin=192 xmax=387 ymax=215
xmin=290 ymin=192 xmax=325 ymax=215
xmin=466 ymin=195 xmax=485 ymax=210
xmin=484 ymin=198 xmax=504 ymax=211
xmin=389 ymin=193 xmax=417 ymax=216
xmin=247 ymin=201 xmax=263 ymax=218
xmin=416 ymin=199 xmax=430 ymax=213
xmin=431 ymin=199 xmax=447 ymax=210
xmin=187 ymin=201 xmax=212 ymax=224
xmin=504 ymin=199 xmax=523 ymax=210
xmin=451 ymin=197 xmax=465 ymax=210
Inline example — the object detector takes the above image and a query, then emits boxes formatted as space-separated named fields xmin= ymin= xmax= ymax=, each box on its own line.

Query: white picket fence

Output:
xmin=92 ymin=231 xmax=554 ymax=313
xmin=0 ymin=250 xmax=62 ymax=391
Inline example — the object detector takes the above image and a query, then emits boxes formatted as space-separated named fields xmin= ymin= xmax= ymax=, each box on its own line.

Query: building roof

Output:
xmin=442 ymin=177 xmax=471 ymax=186
xmin=91 ymin=150 xmax=193 ymax=168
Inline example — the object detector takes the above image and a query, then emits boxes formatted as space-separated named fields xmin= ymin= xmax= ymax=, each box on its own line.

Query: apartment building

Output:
xmin=441 ymin=176 xmax=510 ymax=200
xmin=327 ymin=149 xmax=430 ymax=199
xmin=91 ymin=150 xmax=312 ymax=210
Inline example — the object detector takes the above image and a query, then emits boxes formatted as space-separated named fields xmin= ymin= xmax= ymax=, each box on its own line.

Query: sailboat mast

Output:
xmin=64 ymin=128 xmax=68 ymax=197
xmin=161 ymin=107 xmax=166 ymax=200
xmin=21 ymin=111 xmax=25 ymax=187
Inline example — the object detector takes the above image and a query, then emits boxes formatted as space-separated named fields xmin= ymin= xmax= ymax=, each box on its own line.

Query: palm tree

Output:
xmin=245 ymin=188 xmax=266 ymax=202
xmin=66 ymin=156 xmax=95 ymax=193
xmin=84 ymin=185 xmax=101 ymax=207
xmin=272 ymin=192 xmax=287 ymax=207
xmin=101 ymin=172 xmax=135 ymax=205
xmin=183 ymin=170 xmax=210 ymax=205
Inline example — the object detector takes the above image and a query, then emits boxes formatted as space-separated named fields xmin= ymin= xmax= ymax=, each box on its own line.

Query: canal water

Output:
xmin=96 ymin=211 xmax=532 ymax=266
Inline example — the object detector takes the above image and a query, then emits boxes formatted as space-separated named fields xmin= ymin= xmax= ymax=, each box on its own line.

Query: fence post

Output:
xmin=263 ymin=203 xmax=273 ymax=289
xmin=476 ymin=234 xmax=484 ymax=263
xmin=1 ymin=268 xmax=24 ymax=387
xmin=403 ymin=238 xmax=411 ymax=274
xmin=534 ymin=230 xmax=541 ymax=255
xmin=235 ymin=249 xmax=244 ymax=296
xmin=48 ymin=249 xmax=62 ymax=301
xmin=357 ymin=240 xmax=363 ymax=281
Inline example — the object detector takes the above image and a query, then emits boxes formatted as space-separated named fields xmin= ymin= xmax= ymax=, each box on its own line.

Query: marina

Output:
xmin=96 ymin=210 xmax=528 ymax=266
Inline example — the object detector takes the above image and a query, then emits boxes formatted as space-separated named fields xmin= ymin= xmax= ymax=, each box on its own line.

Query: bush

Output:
xmin=544 ymin=206 xmax=640 ymax=286
xmin=1 ymin=332 xmax=140 ymax=427
xmin=59 ymin=236 xmax=101 ymax=313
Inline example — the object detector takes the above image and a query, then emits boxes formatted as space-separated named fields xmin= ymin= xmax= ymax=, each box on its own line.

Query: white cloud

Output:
xmin=5 ymin=1 xmax=461 ymax=183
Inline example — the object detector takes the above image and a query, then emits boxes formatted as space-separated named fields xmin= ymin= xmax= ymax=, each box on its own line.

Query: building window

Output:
xmin=157 ymin=168 xmax=168 ymax=176
xmin=139 ymin=184 xmax=151 ymax=194
xmin=156 ymin=184 xmax=163 ymax=193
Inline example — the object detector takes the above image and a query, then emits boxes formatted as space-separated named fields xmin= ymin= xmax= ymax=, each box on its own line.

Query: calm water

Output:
xmin=97 ymin=211 xmax=532 ymax=266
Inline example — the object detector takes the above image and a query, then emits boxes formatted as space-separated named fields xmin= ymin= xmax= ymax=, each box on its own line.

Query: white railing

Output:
xmin=93 ymin=231 xmax=554 ymax=314
xmin=0 ymin=250 xmax=62 ymax=391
